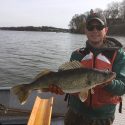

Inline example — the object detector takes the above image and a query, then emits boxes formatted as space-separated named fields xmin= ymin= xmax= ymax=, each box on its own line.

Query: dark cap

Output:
xmin=86 ymin=10 xmax=107 ymax=26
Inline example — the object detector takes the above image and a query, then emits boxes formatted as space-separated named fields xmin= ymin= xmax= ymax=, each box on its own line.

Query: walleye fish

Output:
xmin=11 ymin=61 xmax=116 ymax=104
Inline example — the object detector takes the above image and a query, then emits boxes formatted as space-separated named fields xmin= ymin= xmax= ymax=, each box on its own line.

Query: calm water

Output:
xmin=0 ymin=30 xmax=125 ymax=87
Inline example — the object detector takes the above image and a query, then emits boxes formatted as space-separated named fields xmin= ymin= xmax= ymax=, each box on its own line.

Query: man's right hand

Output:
xmin=42 ymin=85 xmax=79 ymax=96
xmin=42 ymin=84 xmax=64 ymax=95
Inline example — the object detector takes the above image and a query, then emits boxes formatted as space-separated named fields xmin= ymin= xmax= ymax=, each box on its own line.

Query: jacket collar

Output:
xmin=86 ymin=37 xmax=123 ymax=51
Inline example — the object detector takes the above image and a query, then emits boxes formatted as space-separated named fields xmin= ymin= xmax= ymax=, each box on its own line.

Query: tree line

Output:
xmin=0 ymin=26 xmax=69 ymax=33
xmin=69 ymin=0 xmax=125 ymax=34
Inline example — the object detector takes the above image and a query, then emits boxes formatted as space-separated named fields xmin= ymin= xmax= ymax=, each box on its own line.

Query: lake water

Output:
xmin=0 ymin=30 xmax=125 ymax=87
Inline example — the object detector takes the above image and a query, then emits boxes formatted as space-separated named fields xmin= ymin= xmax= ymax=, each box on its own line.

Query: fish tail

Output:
xmin=11 ymin=84 xmax=31 ymax=105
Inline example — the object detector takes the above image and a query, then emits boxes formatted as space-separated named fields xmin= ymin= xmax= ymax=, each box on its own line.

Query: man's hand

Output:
xmin=42 ymin=84 xmax=64 ymax=95
xmin=42 ymin=85 xmax=79 ymax=96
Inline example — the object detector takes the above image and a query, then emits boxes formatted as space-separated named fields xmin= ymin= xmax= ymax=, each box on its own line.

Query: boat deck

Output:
xmin=0 ymin=87 xmax=124 ymax=125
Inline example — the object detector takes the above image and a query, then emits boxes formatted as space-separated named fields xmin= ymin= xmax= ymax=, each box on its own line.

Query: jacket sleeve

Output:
xmin=105 ymin=48 xmax=125 ymax=96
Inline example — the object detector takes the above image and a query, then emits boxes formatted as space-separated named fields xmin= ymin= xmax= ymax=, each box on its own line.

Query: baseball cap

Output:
xmin=86 ymin=10 xmax=107 ymax=26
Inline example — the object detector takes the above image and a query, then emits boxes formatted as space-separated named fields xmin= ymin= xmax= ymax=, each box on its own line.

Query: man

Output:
xmin=49 ymin=10 xmax=125 ymax=125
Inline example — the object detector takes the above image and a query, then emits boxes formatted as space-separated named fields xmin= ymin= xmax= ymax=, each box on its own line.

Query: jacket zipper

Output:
xmin=89 ymin=55 xmax=96 ymax=107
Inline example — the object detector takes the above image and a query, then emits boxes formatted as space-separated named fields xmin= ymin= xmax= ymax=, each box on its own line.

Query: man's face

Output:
xmin=85 ymin=20 xmax=108 ymax=48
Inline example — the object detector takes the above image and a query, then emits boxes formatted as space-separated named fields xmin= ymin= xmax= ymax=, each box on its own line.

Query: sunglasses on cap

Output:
xmin=86 ymin=24 xmax=105 ymax=31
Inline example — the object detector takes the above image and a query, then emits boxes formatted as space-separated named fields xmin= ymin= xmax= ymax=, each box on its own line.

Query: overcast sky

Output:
xmin=0 ymin=0 xmax=123 ymax=28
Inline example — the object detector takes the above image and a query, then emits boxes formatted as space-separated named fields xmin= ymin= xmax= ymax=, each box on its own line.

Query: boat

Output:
xmin=0 ymin=87 xmax=125 ymax=125
xmin=0 ymin=87 xmax=68 ymax=125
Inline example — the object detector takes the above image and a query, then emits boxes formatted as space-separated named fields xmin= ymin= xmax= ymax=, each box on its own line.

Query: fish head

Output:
xmin=87 ymin=69 xmax=116 ymax=87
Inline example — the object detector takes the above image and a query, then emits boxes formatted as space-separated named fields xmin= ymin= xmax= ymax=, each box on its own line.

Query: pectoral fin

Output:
xmin=78 ymin=89 xmax=88 ymax=102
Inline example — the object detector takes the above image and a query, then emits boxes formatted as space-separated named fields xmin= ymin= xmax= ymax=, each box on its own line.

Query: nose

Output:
xmin=93 ymin=27 xmax=98 ymax=32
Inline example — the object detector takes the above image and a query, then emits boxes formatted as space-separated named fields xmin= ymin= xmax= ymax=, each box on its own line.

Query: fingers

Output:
xmin=49 ymin=84 xmax=64 ymax=95
xmin=42 ymin=88 xmax=50 ymax=92
xmin=57 ymin=88 xmax=64 ymax=95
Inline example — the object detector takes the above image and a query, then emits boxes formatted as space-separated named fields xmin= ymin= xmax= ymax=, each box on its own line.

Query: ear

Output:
xmin=105 ymin=27 xmax=108 ymax=34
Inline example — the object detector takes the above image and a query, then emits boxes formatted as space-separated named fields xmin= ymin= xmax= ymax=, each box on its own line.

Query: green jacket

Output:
xmin=69 ymin=37 xmax=125 ymax=119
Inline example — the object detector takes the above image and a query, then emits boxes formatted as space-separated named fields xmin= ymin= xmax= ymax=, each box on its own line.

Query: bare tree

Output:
xmin=107 ymin=2 xmax=120 ymax=19
xmin=69 ymin=0 xmax=125 ymax=34
xmin=94 ymin=8 xmax=103 ymax=14
xmin=69 ymin=14 xmax=86 ymax=33
xmin=121 ymin=0 xmax=125 ymax=21
xmin=103 ymin=9 xmax=110 ymax=19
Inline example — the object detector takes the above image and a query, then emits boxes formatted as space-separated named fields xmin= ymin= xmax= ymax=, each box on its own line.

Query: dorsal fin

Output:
xmin=58 ymin=61 xmax=83 ymax=71
xmin=34 ymin=69 xmax=53 ymax=80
